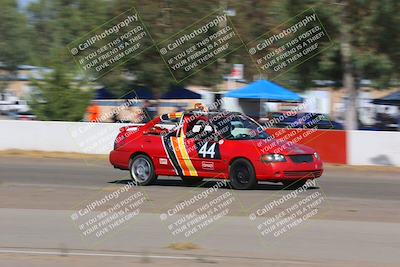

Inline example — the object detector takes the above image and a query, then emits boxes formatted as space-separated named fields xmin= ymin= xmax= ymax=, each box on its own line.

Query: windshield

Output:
xmin=213 ymin=114 xmax=269 ymax=140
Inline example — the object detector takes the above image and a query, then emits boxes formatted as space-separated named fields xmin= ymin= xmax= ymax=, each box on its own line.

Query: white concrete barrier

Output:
xmin=0 ymin=120 xmax=132 ymax=154
xmin=348 ymin=130 xmax=400 ymax=166
xmin=1 ymin=120 xmax=400 ymax=166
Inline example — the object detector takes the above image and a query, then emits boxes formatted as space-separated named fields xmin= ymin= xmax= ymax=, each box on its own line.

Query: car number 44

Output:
xmin=199 ymin=142 xmax=216 ymax=159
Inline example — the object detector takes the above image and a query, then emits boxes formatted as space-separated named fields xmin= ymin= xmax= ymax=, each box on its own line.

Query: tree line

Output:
xmin=0 ymin=0 xmax=399 ymax=127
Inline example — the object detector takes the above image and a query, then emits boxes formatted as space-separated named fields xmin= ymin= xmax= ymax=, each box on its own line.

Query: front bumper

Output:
xmin=255 ymin=160 xmax=323 ymax=181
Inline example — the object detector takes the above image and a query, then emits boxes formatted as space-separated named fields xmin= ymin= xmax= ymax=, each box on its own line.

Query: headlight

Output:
xmin=314 ymin=152 xmax=320 ymax=160
xmin=261 ymin=154 xmax=286 ymax=163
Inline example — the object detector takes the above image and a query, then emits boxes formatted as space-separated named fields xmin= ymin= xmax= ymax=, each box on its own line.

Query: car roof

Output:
xmin=160 ymin=110 xmax=243 ymax=124
xmin=183 ymin=110 xmax=241 ymax=116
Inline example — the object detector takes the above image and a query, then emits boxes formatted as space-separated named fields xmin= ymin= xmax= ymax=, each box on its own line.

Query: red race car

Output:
xmin=109 ymin=110 xmax=323 ymax=189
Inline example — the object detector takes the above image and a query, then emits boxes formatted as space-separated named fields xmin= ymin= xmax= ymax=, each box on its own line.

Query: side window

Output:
xmin=214 ymin=117 xmax=233 ymax=139
xmin=186 ymin=118 xmax=214 ymax=140
xmin=158 ymin=115 xmax=181 ymax=137
xmin=166 ymin=128 xmax=178 ymax=137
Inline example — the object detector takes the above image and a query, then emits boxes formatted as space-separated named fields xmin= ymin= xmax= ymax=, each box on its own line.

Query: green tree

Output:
xmin=119 ymin=0 xmax=231 ymax=94
xmin=27 ymin=0 xmax=109 ymax=66
xmin=29 ymin=65 xmax=93 ymax=121
xmin=276 ymin=0 xmax=400 ymax=129
xmin=0 ymin=0 xmax=30 ymax=92
xmin=19 ymin=0 xmax=400 ymax=126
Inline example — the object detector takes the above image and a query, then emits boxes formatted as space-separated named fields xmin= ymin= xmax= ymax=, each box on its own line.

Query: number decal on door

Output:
xmin=197 ymin=142 xmax=220 ymax=159
xmin=199 ymin=142 xmax=216 ymax=158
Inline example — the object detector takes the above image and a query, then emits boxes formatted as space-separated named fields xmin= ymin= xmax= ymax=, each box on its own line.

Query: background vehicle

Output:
xmin=263 ymin=112 xmax=343 ymax=129
xmin=0 ymin=92 xmax=29 ymax=115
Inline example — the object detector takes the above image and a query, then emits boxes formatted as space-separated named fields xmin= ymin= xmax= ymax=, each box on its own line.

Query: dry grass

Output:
xmin=0 ymin=149 xmax=107 ymax=160
xmin=166 ymin=243 xmax=200 ymax=250
xmin=324 ymin=163 xmax=400 ymax=172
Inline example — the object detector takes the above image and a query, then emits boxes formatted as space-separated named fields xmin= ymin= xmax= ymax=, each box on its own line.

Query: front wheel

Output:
xmin=229 ymin=159 xmax=257 ymax=190
xmin=129 ymin=154 xmax=157 ymax=185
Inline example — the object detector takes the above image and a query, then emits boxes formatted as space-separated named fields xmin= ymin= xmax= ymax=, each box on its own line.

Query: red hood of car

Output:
xmin=241 ymin=138 xmax=316 ymax=155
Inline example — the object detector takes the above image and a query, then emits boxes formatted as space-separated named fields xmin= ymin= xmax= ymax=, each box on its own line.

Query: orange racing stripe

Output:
xmin=171 ymin=137 xmax=190 ymax=176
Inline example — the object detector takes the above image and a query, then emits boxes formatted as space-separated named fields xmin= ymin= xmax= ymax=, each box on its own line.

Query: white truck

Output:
xmin=0 ymin=92 xmax=30 ymax=115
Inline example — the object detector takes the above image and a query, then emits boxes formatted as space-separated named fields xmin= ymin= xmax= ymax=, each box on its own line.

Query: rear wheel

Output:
xmin=229 ymin=159 xmax=257 ymax=190
xmin=129 ymin=154 xmax=157 ymax=186
xmin=282 ymin=179 xmax=307 ymax=189
xmin=181 ymin=176 xmax=204 ymax=186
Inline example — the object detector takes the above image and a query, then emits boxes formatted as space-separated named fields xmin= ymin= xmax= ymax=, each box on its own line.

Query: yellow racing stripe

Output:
xmin=177 ymin=135 xmax=198 ymax=176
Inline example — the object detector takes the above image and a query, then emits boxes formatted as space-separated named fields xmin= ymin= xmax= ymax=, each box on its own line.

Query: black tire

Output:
xmin=229 ymin=158 xmax=257 ymax=190
xmin=181 ymin=176 xmax=204 ymax=186
xmin=129 ymin=154 xmax=157 ymax=186
xmin=282 ymin=179 xmax=307 ymax=189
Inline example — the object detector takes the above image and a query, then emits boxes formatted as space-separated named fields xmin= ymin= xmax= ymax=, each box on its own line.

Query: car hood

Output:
xmin=244 ymin=138 xmax=316 ymax=155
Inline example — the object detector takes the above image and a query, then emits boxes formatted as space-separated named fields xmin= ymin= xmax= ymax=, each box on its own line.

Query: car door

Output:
xmin=183 ymin=116 xmax=224 ymax=176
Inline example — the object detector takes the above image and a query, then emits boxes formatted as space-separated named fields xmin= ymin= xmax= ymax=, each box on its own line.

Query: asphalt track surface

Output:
xmin=0 ymin=156 xmax=399 ymax=267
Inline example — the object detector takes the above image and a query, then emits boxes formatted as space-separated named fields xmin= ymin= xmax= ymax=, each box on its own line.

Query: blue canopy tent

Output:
xmin=372 ymin=91 xmax=400 ymax=106
xmin=95 ymin=87 xmax=114 ymax=100
xmin=122 ymin=85 xmax=154 ymax=100
xmin=224 ymin=80 xmax=302 ymax=102
xmin=224 ymin=80 xmax=302 ymax=119
xmin=95 ymin=85 xmax=154 ymax=100
xmin=161 ymin=85 xmax=201 ymax=99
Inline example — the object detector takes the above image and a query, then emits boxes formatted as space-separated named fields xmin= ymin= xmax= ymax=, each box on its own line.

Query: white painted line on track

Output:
xmin=0 ymin=249 xmax=315 ymax=265
xmin=0 ymin=249 xmax=197 ymax=260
